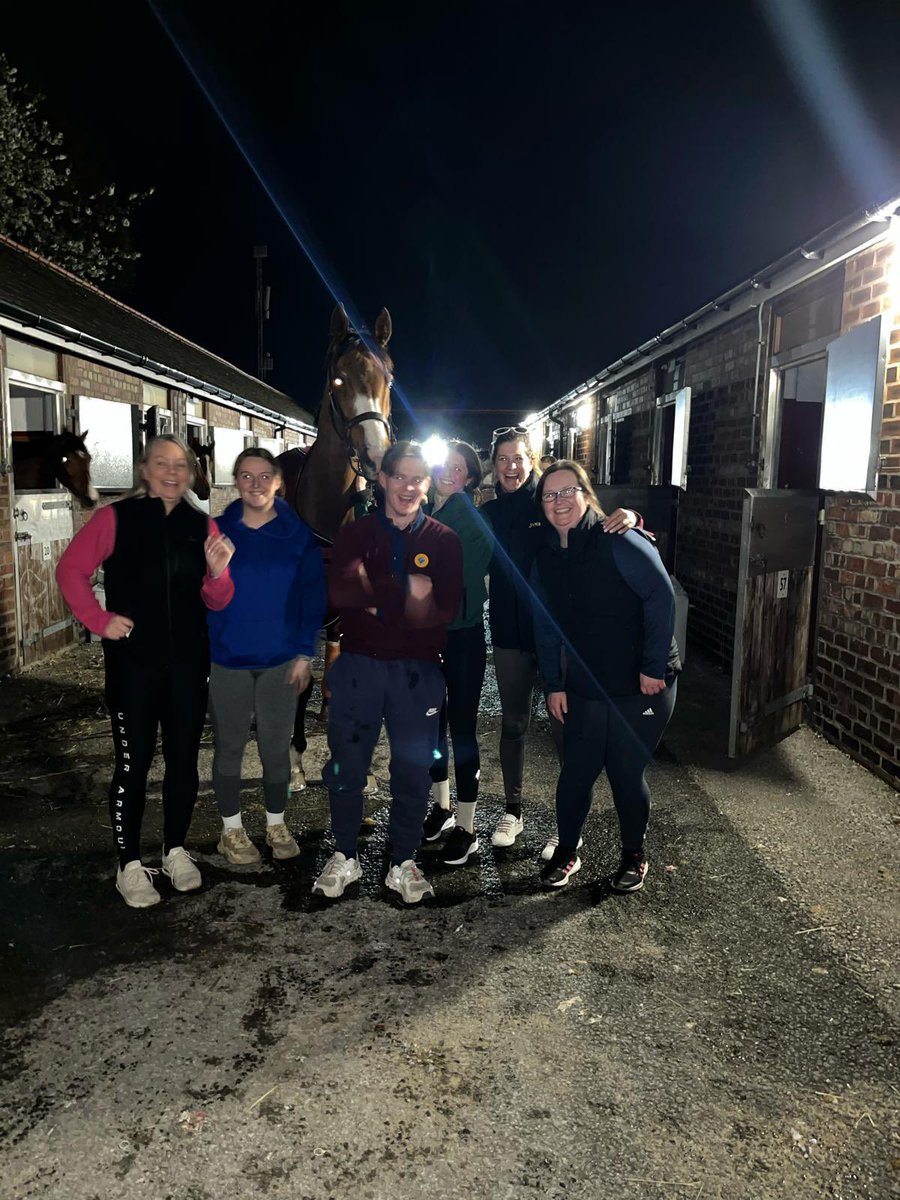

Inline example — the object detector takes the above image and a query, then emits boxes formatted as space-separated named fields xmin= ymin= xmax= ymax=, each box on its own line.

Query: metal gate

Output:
xmin=728 ymin=489 xmax=820 ymax=758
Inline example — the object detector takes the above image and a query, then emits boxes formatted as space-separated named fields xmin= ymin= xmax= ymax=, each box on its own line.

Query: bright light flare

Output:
xmin=422 ymin=435 xmax=448 ymax=468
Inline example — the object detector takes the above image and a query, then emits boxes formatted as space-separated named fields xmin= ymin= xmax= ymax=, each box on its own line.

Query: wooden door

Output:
xmin=728 ymin=490 xmax=820 ymax=758
xmin=13 ymin=494 xmax=76 ymax=665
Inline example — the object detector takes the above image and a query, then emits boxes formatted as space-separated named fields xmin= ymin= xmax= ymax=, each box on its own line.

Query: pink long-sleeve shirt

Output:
xmin=56 ymin=503 xmax=234 ymax=636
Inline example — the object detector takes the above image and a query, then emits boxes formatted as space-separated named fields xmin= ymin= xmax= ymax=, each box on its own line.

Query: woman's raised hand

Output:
xmin=204 ymin=534 xmax=235 ymax=578
xmin=602 ymin=508 xmax=637 ymax=534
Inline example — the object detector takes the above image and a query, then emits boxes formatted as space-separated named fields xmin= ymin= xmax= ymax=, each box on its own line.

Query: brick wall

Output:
xmin=812 ymin=240 xmax=900 ymax=786
xmin=590 ymin=313 xmax=759 ymax=668
xmin=677 ymin=314 xmax=759 ymax=668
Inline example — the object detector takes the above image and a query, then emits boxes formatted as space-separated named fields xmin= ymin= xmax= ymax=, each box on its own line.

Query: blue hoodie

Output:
xmin=207 ymin=497 xmax=326 ymax=669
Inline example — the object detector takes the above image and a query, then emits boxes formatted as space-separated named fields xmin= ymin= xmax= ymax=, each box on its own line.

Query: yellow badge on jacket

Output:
xmin=414 ymin=553 xmax=429 ymax=569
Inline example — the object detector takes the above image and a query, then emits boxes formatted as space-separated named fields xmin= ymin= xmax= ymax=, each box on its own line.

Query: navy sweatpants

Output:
xmin=322 ymin=652 xmax=445 ymax=865
xmin=556 ymin=682 xmax=677 ymax=852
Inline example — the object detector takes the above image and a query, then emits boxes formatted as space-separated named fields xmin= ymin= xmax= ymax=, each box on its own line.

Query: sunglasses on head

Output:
xmin=492 ymin=425 xmax=529 ymax=440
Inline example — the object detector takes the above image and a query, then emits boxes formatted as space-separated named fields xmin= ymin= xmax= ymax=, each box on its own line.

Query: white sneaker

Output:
xmin=162 ymin=847 xmax=202 ymax=892
xmin=540 ymin=834 xmax=584 ymax=862
xmin=289 ymin=746 xmax=306 ymax=792
xmin=491 ymin=813 xmax=524 ymax=847
xmin=116 ymin=861 xmax=161 ymax=908
xmin=312 ymin=852 xmax=361 ymax=898
xmin=385 ymin=860 xmax=435 ymax=904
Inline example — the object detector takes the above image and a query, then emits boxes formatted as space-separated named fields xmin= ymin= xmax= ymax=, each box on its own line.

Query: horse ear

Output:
xmin=330 ymin=304 xmax=350 ymax=342
xmin=374 ymin=308 xmax=392 ymax=347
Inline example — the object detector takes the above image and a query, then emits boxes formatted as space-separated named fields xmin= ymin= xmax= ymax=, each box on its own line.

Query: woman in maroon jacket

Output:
xmin=57 ymin=435 xmax=234 ymax=908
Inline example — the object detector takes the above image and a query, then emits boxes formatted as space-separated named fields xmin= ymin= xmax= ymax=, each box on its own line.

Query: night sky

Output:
xmin=4 ymin=1 xmax=900 ymax=447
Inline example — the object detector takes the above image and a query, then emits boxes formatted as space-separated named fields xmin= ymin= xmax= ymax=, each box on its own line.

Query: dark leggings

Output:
xmin=555 ymin=682 xmax=677 ymax=851
xmin=430 ymin=624 xmax=487 ymax=805
xmin=493 ymin=646 xmax=563 ymax=810
xmin=104 ymin=647 xmax=209 ymax=867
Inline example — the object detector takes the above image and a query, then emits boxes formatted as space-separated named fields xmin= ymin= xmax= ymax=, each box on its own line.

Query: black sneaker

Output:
xmin=539 ymin=847 xmax=582 ymax=889
xmin=611 ymin=851 xmax=648 ymax=893
xmin=422 ymin=803 xmax=455 ymax=843
xmin=442 ymin=826 xmax=479 ymax=866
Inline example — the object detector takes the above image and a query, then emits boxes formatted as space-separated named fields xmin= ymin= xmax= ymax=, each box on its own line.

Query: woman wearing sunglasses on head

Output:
xmin=530 ymin=461 xmax=681 ymax=892
xmin=420 ymin=441 xmax=494 ymax=865
xmin=480 ymin=427 xmax=639 ymax=852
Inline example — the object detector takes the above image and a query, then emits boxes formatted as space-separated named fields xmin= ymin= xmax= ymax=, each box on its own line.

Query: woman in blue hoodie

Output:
xmin=207 ymin=448 xmax=326 ymax=865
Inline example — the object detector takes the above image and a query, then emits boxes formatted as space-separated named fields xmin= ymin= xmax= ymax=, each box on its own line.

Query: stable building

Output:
xmin=0 ymin=235 xmax=316 ymax=671
xmin=527 ymin=201 xmax=900 ymax=787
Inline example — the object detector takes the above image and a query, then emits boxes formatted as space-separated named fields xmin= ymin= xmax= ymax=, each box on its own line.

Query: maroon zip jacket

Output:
xmin=329 ymin=511 xmax=463 ymax=662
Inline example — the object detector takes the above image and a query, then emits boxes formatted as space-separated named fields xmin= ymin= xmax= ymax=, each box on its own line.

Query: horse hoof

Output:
xmin=364 ymin=774 xmax=378 ymax=797
xmin=289 ymin=748 xmax=306 ymax=792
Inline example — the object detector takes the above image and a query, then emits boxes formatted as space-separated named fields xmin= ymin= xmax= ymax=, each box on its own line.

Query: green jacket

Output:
xmin=431 ymin=492 xmax=493 ymax=631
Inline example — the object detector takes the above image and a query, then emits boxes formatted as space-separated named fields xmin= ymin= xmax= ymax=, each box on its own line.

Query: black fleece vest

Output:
xmin=103 ymin=496 xmax=210 ymax=666
xmin=535 ymin=521 xmax=647 ymax=699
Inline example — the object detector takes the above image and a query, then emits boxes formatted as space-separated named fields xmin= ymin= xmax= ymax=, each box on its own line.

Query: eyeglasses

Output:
xmin=542 ymin=485 xmax=584 ymax=503
xmin=491 ymin=425 xmax=528 ymax=440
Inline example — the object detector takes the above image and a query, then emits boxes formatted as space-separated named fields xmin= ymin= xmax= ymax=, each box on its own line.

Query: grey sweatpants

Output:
xmin=209 ymin=661 xmax=297 ymax=819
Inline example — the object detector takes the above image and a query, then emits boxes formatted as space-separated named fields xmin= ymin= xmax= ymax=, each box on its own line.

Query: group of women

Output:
xmin=423 ymin=427 xmax=680 ymax=892
xmin=56 ymin=425 xmax=680 ymax=908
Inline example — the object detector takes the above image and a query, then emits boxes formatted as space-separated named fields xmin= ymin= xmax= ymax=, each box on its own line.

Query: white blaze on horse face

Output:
xmin=350 ymin=393 xmax=390 ymax=475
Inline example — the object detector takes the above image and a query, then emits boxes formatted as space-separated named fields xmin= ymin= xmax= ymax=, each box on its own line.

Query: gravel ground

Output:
xmin=0 ymin=643 xmax=897 ymax=1200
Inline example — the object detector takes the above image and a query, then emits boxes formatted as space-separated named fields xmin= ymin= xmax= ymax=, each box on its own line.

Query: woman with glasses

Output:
xmin=531 ymin=461 xmax=681 ymax=892
xmin=421 ymin=441 xmax=494 ymax=865
xmin=207 ymin=448 xmax=326 ymax=866
xmin=480 ymin=427 xmax=638 ymax=851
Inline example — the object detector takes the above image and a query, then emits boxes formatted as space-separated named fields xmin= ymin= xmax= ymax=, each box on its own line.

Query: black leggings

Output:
xmin=430 ymin=624 xmax=487 ymax=805
xmin=555 ymin=682 xmax=677 ymax=851
xmin=104 ymin=647 xmax=209 ymax=867
xmin=493 ymin=646 xmax=563 ymax=810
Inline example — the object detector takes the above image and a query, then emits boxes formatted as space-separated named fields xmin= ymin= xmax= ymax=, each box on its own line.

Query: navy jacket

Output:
xmin=531 ymin=510 xmax=681 ymax=699
xmin=481 ymin=475 xmax=542 ymax=651
xmin=208 ymin=497 xmax=326 ymax=669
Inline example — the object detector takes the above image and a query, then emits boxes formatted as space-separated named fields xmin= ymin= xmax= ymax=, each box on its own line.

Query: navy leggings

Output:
xmin=430 ymin=624 xmax=487 ymax=805
xmin=322 ymin=653 xmax=445 ymax=865
xmin=555 ymin=682 xmax=677 ymax=851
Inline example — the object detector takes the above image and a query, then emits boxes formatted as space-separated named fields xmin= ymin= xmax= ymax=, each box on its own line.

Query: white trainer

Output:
xmin=162 ymin=847 xmax=202 ymax=892
xmin=289 ymin=746 xmax=306 ymax=792
xmin=312 ymin=852 xmax=362 ymax=898
xmin=385 ymin=860 xmax=435 ymax=904
xmin=491 ymin=813 xmax=524 ymax=847
xmin=540 ymin=834 xmax=584 ymax=862
xmin=116 ymin=861 xmax=161 ymax=908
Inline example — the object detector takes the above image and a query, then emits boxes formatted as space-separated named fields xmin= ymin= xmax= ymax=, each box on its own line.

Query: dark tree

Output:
xmin=0 ymin=55 xmax=151 ymax=285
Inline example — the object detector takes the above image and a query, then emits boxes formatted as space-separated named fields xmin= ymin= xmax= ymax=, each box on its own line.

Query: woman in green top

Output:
xmin=422 ymin=440 xmax=494 ymax=866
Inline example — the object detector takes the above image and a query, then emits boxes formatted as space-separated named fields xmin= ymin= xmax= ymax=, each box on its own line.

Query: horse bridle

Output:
xmin=326 ymin=335 xmax=395 ymax=479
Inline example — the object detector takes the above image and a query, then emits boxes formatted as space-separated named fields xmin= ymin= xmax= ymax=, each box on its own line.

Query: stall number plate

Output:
xmin=776 ymin=570 xmax=789 ymax=599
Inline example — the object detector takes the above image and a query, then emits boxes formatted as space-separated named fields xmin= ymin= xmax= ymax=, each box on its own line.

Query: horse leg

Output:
xmin=290 ymin=676 xmax=315 ymax=792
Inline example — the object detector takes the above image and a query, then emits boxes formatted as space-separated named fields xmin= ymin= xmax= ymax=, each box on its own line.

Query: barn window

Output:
xmin=652 ymin=387 xmax=691 ymax=489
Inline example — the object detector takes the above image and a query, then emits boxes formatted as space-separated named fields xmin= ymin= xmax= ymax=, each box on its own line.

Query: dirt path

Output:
xmin=1 ymin=645 xmax=897 ymax=1200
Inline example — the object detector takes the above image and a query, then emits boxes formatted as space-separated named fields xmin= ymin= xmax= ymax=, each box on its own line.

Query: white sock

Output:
xmin=266 ymin=811 xmax=286 ymax=826
xmin=222 ymin=813 xmax=243 ymax=831
xmin=456 ymin=802 xmax=477 ymax=834
xmin=432 ymin=779 xmax=451 ymax=810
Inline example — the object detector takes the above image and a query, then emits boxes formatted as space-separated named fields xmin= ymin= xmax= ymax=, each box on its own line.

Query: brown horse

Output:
xmin=12 ymin=430 xmax=99 ymax=507
xmin=280 ymin=304 xmax=393 ymax=542
xmin=187 ymin=436 xmax=213 ymax=502
xmin=280 ymin=304 xmax=394 ymax=790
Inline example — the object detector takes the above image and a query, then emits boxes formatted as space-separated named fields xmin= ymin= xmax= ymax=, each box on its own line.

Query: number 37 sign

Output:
xmin=776 ymin=570 xmax=790 ymax=600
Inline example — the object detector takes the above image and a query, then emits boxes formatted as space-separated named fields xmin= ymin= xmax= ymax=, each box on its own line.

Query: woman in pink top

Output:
xmin=56 ymin=435 xmax=234 ymax=908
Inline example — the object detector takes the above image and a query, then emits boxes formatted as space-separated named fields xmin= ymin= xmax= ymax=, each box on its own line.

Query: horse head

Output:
xmin=53 ymin=431 xmax=99 ymax=509
xmin=325 ymin=304 xmax=393 ymax=480
xmin=188 ymin=436 xmax=213 ymax=502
